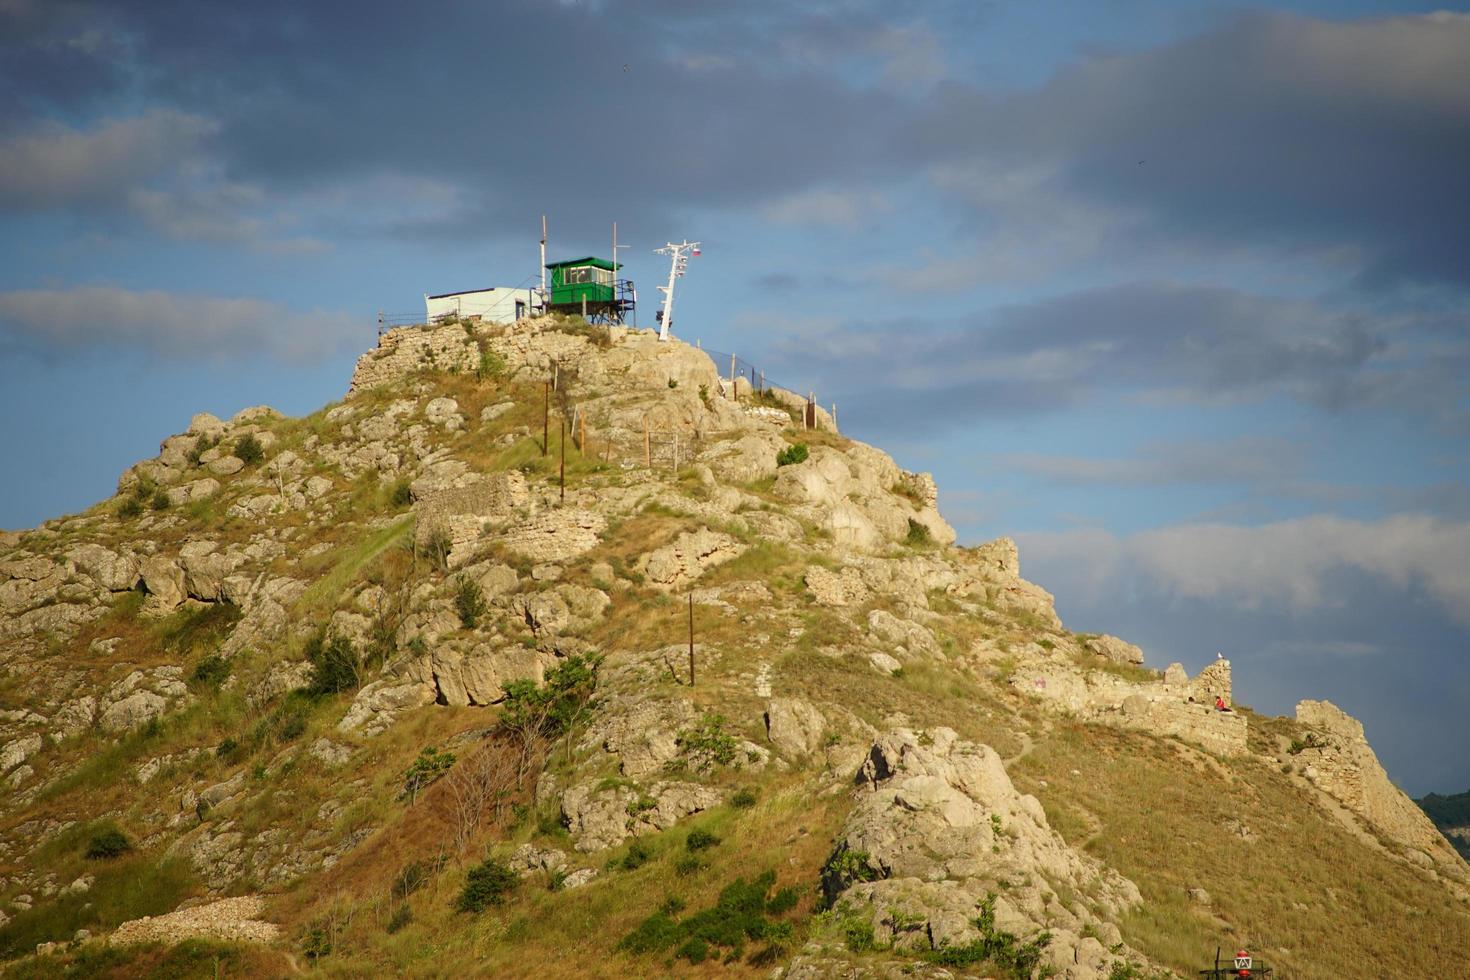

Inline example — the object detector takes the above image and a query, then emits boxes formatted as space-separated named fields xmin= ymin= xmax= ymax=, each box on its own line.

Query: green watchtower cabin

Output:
xmin=544 ymin=256 xmax=636 ymax=325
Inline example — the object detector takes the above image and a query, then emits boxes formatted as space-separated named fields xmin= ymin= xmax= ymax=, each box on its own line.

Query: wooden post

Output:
xmin=687 ymin=593 xmax=695 ymax=687
xmin=579 ymin=410 xmax=586 ymax=453
xmin=559 ymin=416 xmax=566 ymax=503
xmin=730 ymin=353 xmax=737 ymax=401
xmin=643 ymin=418 xmax=651 ymax=467
xmin=832 ymin=403 xmax=838 ymax=433
xmin=581 ymin=295 xmax=587 ymax=319
xmin=759 ymin=371 xmax=765 ymax=396
xmin=542 ymin=381 xmax=549 ymax=455
xmin=672 ymin=434 xmax=678 ymax=473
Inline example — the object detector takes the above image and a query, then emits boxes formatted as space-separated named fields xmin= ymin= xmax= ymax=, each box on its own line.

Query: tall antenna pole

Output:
xmin=612 ymin=221 xmax=631 ymax=326
xmin=653 ymin=240 xmax=700 ymax=342
xmin=539 ymin=214 xmax=548 ymax=314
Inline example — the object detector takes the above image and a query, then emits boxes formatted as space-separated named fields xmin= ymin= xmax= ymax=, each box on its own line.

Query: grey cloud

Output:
xmin=771 ymin=282 xmax=1462 ymax=436
xmin=1004 ymin=436 xmax=1306 ymax=487
xmin=0 ymin=110 xmax=215 ymax=210
xmin=1019 ymin=513 xmax=1470 ymax=626
xmin=912 ymin=12 xmax=1470 ymax=287
xmin=0 ymin=286 xmax=361 ymax=362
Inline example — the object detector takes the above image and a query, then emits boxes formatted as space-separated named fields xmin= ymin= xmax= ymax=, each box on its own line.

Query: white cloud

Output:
xmin=0 ymin=285 xmax=361 ymax=363
xmin=0 ymin=110 xmax=216 ymax=209
xmin=1019 ymin=514 xmax=1470 ymax=626
xmin=761 ymin=188 xmax=890 ymax=229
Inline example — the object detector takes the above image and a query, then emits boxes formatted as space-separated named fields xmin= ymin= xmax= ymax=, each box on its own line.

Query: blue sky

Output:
xmin=2 ymin=0 xmax=1468 ymax=793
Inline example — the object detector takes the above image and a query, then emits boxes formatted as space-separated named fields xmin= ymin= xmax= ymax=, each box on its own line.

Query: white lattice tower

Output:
xmin=654 ymin=240 xmax=700 ymax=342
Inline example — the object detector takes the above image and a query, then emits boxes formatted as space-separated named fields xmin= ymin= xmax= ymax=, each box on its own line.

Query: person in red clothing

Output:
xmin=1214 ymin=695 xmax=1232 ymax=712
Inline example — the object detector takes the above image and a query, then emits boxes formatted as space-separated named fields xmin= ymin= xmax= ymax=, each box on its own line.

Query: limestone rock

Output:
xmin=66 ymin=544 xmax=139 ymax=592
xmin=503 ymin=508 xmax=606 ymax=563
xmin=640 ymin=527 xmax=744 ymax=590
xmin=583 ymin=696 xmax=698 ymax=778
xmin=561 ymin=778 xmax=721 ymax=852
xmin=98 ymin=691 xmax=168 ymax=733
xmin=138 ymin=556 xmax=186 ymax=609
xmin=206 ymin=456 xmax=245 ymax=476
xmin=1086 ymin=634 xmax=1145 ymax=666
xmin=165 ymin=477 xmax=220 ymax=507
xmin=805 ymin=565 xmax=871 ymax=607
xmin=1295 ymin=699 xmax=1454 ymax=863
xmin=430 ymin=644 xmax=550 ymax=707
xmin=765 ymin=698 xmax=827 ymax=758
xmin=0 ymin=735 xmax=42 ymax=774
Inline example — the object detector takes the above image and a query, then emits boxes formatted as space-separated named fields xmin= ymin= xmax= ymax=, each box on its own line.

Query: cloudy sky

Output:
xmin=2 ymin=0 xmax=1467 ymax=794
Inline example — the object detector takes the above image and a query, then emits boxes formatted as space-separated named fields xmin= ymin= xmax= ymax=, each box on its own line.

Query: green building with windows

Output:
xmin=544 ymin=256 xmax=635 ymax=324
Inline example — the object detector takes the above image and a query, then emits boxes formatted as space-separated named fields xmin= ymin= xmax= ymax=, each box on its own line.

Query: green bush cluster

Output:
xmin=455 ymin=859 xmax=517 ymax=913
xmin=776 ymin=443 xmax=809 ymax=467
xmin=618 ymin=870 xmax=800 ymax=964
xmin=905 ymin=518 xmax=933 ymax=546
xmin=305 ymin=630 xmax=359 ymax=696
xmin=686 ymin=828 xmax=720 ymax=852
xmin=235 ymin=434 xmax=264 ymax=466
xmin=190 ymin=654 xmax=230 ymax=687
xmin=668 ymin=714 xmax=740 ymax=772
xmin=84 ymin=828 xmax=132 ymax=860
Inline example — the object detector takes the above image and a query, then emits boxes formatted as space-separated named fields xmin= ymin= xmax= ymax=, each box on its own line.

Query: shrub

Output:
xmin=386 ymin=905 xmax=412 ymax=934
xmin=766 ymin=886 xmax=801 ymax=915
xmin=618 ymin=870 xmax=799 ymax=964
xmin=669 ymin=714 xmax=740 ymax=772
xmin=401 ymin=747 xmax=456 ymax=803
xmin=305 ymin=630 xmax=359 ymax=696
xmin=674 ymin=854 xmax=703 ymax=877
xmin=301 ymin=925 xmax=332 ymax=960
xmin=235 ymin=434 xmax=264 ymax=466
xmin=390 ymin=479 xmax=413 ymax=508
xmin=686 ymin=828 xmax=721 ymax=852
xmin=905 ymin=518 xmax=932 ymax=546
xmin=776 ymin=443 xmax=809 ymax=467
xmin=477 ymin=349 xmax=507 ymax=382
xmin=191 ymin=654 xmax=230 ymax=687
xmin=118 ymin=497 xmax=144 ymax=520
xmin=455 ymin=859 xmax=517 ymax=913
xmin=276 ymin=710 xmax=307 ymax=742
xmin=150 ymin=488 xmax=171 ymax=511
xmin=921 ymin=894 xmax=1051 ymax=978
xmin=84 ymin=828 xmax=132 ymax=860
xmin=731 ymin=788 xmax=758 ymax=809
xmin=423 ymin=527 xmax=453 ymax=572
xmin=215 ymin=738 xmax=238 ymax=759
xmin=617 ymin=840 xmax=652 ymax=871
xmin=454 ymin=575 xmax=488 ymax=629
xmin=392 ymin=858 xmax=440 ymax=901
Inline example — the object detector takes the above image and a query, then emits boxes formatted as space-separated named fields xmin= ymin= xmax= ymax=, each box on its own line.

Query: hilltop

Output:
xmin=0 ymin=314 xmax=1466 ymax=978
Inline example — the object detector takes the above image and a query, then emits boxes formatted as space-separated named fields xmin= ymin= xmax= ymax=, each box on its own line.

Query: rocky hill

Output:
xmin=0 ymin=314 xmax=1467 ymax=978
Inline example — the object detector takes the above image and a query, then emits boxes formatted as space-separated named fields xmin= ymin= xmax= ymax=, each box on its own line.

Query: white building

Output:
xmin=424 ymin=287 xmax=538 ymax=325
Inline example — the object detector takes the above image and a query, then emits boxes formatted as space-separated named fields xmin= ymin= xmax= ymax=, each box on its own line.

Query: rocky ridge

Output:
xmin=0 ymin=314 xmax=1465 ymax=977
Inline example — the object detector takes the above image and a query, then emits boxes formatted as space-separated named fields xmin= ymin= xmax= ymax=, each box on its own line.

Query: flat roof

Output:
xmin=545 ymin=256 xmax=619 ymax=271
xmin=426 ymin=286 xmax=524 ymax=300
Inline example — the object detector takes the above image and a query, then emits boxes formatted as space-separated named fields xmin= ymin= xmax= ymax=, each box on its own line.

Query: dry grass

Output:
xmin=1008 ymin=722 xmax=1470 ymax=979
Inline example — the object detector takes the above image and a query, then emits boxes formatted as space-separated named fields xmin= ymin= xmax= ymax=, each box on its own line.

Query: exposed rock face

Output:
xmin=348 ymin=325 xmax=478 ymax=395
xmin=1016 ymin=657 xmax=1247 ymax=757
xmin=825 ymin=728 xmax=1148 ymax=978
xmin=1086 ymin=634 xmax=1145 ymax=666
xmin=765 ymin=698 xmax=827 ymax=758
xmin=503 ymin=508 xmax=606 ymax=563
xmin=773 ymin=445 xmax=956 ymax=553
xmin=805 ymin=565 xmax=870 ymax=607
xmin=413 ymin=471 xmax=531 ymax=568
xmin=640 ymin=527 xmax=744 ymax=590
xmin=109 ymin=895 xmax=279 ymax=946
xmin=1295 ymin=699 xmax=1457 ymax=865
xmin=561 ymin=778 xmax=721 ymax=852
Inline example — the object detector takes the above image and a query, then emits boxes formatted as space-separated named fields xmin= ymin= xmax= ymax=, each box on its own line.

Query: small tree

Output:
xmin=498 ymin=652 xmax=601 ymax=785
xmin=306 ymin=630 xmax=361 ymax=695
xmin=455 ymin=858 xmax=517 ymax=913
xmin=401 ymin=746 xmax=456 ymax=804
xmin=454 ymin=575 xmax=488 ymax=629
xmin=236 ymin=434 xmax=265 ymax=466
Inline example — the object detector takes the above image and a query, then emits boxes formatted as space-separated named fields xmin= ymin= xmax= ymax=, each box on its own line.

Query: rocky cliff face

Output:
xmin=0 ymin=315 xmax=1465 ymax=978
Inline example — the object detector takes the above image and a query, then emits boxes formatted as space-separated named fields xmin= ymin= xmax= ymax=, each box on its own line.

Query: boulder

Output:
xmin=1087 ymin=634 xmax=1145 ymax=666
xmin=98 ymin=691 xmax=168 ymax=733
xmin=765 ymin=698 xmax=827 ymax=758
xmin=138 ymin=555 xmax=186 ymax=609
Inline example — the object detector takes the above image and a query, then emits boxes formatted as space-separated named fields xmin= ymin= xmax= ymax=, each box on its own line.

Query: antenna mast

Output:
xmin=653 ymin=240 xmax=700 ymax=342
xmin=539 ymin=215 xmax=548 ymax=314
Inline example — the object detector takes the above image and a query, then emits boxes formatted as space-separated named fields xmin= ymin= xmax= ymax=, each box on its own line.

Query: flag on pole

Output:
xmin=691 ymin=248 xmax=701 ymax=256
